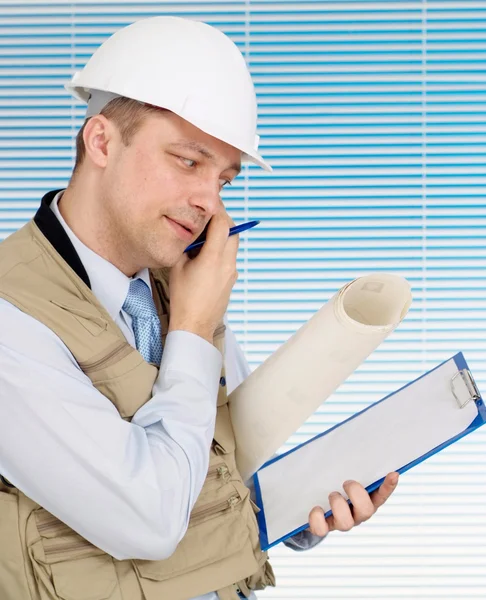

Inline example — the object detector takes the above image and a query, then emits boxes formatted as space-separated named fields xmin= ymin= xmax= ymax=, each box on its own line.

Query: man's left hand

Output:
xmin=307 ymin=472 xmax=399 ymax=536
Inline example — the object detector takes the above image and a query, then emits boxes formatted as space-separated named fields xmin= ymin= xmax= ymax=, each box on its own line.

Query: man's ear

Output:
xmin=82 ymin=114 xmax=116 ymax=169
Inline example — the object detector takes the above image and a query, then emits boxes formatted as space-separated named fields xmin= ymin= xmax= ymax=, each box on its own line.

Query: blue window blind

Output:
xmin=1 ymin=1 xmax=485 ymax=598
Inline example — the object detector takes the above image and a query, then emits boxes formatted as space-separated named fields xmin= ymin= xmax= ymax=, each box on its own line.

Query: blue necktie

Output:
xmin=122 ymin=279 xmax=162 ymax=365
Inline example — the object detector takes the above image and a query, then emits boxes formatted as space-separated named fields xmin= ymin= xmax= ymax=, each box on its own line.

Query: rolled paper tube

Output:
xmin=229 ymin=273 xmax=413 ymax=482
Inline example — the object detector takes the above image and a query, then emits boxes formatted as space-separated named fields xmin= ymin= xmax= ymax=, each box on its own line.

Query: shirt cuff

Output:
xmin=283 ymin=529 xmax=328 ymax=552
xmin=161 ymin=330 xmax=223 ymax=395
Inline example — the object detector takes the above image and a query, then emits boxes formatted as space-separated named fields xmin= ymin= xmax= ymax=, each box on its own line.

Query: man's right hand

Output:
xmin=168 ymin=204 xmax=239 ymax=344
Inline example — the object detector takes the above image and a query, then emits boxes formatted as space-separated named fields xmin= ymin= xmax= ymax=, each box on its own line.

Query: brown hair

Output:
xmin=72 ymin=96 xmax=163 ymax=177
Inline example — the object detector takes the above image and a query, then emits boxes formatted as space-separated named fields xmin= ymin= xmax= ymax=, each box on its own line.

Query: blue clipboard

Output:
xmin=253 ymin=352 xmax=486 ymax=551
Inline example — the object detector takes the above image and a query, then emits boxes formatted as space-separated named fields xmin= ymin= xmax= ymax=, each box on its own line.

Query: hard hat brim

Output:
xmin=66 ymin=83 xmax=273 ymax=173
xmin=243 ymin=151 xmax=272 ymax=173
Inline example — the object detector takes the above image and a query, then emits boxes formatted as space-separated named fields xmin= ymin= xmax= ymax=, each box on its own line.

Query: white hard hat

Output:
xmin=65 ymin=16 xmax=271 ymax=172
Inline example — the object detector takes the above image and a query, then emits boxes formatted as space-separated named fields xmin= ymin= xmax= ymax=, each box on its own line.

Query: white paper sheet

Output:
xmin=230 ymin=273 xmax=412 ymax=481
xmin=256 ymin=358 xmax=478 ymax=548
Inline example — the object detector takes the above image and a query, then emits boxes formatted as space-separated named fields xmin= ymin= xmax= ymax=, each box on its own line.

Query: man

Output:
xmin=0 ymin=16 xmax=398 ymax=600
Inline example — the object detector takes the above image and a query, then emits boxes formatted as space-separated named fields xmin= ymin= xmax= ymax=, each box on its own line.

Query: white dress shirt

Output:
xmin=0 ymin=192 xmax=321 ymax=600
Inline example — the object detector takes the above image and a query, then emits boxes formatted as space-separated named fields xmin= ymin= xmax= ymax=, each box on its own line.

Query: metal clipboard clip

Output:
xmin=451 ymin=369 xmax=480 ymax=409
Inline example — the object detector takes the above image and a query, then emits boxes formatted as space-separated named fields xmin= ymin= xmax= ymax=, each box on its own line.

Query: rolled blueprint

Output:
xmin=229 ymin=273 xmax=412 ymax=482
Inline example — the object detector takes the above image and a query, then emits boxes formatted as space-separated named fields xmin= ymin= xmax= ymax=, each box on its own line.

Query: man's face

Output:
xmin=101 ymin=110 xmax=242 ymax=271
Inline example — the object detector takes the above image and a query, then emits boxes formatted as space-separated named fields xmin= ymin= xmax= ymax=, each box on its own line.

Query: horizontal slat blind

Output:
xmin=1 ymin=1 xmax=485 ymax=598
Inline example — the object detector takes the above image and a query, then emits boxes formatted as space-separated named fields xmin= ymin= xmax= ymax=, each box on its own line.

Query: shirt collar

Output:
xmin=50 ymin=190 xmax=152 ymax=323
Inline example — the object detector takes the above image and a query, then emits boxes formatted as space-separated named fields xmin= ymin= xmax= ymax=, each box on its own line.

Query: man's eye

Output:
xmin=220 ymin=179 xmax=232 ymax=189
xmin=181 ymin=157 xmax=196 ymax=168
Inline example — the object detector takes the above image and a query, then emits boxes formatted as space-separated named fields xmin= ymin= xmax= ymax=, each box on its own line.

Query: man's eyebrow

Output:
xmin=168 ymin=140 xmax=241 ymax=175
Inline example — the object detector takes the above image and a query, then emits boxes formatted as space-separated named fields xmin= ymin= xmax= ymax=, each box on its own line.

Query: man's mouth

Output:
xmin=165 ymin=217 xmax=195 ymax=241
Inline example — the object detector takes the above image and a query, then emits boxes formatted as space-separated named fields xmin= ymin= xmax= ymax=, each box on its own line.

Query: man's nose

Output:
xmin=188 ymin=180 xmax=222 ymax=216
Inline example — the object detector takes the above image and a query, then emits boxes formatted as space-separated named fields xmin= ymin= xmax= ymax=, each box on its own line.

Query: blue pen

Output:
xmin=184 ymin=220 xmax=260 ymax=253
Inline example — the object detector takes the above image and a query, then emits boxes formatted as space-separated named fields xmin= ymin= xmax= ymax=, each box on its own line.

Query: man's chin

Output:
xmin=147 ymin=249 xmax=184 ymax=270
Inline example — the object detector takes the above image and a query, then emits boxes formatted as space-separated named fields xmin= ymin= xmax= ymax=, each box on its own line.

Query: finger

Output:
xmin=370 ymin=472 xmax=399 ymax=510
xmin=343 ymin=480 xmax=375 ymax=525
xmin=225 ymin=227 xmax=240 ymax=260
xmin=327 ymin=491 xmax=355 ymax=532
xmin=187 ymin=202 xmax=233 ymax=261
xmin=199 ymin=209 xmax=230 ymax=257
xmin=225 ymin=209 xmax=236 ymax=229
xmin=308 ymin=506 xmax=330 ymax=537
xmin=220 ymin=210 xmax=240 ymax=263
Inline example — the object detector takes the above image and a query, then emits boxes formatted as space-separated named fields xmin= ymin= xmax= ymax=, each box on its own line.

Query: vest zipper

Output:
xmin=78 ymin=341 xmax=134 ymax=374
xmin=43 ymin=539 xmax=98 ymax=559
xmin=206 ymin=463 xmax=230 ymax=482
xmin=35 ymin=515 xmax=97 ymax=558
xmin=190 ymin=493 xmax=240 ymax=526
xmin=40 ymin=496 xmax=241 ymax=555
xmin=36 ymin=516 xmax=70 ymax=536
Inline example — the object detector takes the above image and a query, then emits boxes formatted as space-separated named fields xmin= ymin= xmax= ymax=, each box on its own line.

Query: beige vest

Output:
xmin=0 ymin=213 xmax=275 ymax=600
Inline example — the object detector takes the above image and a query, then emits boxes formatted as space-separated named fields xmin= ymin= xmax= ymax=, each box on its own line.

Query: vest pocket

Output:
xmin=133 ymin=502 xmax=249 ymax=583
xmin=50 ymin=555 xmax=118 ymax=600
xmin=77 ymin=341 xmax=133 ymax=375
xmin=28 ymin=539 xmax=121 ymax=600
xmin=27 ymin=509 xmax=122 ymax=600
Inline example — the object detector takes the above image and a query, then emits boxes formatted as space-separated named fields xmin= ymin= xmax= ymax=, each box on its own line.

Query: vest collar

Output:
xmin=34 ymin=189 xmax=91 ymax=289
